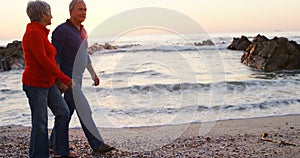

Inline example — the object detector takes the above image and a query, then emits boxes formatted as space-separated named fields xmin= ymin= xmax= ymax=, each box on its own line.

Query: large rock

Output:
xmin=228 ymin=35 xmax=252 ymax=50
xmin=0 ymin=40 xmax=24 ymax=71
xmin=241 ymin=34 xmax=300 ymax=71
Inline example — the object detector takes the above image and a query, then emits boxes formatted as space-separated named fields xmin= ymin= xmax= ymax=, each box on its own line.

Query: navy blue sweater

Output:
xmin=52 ymin=19 xmax=91 ymax=78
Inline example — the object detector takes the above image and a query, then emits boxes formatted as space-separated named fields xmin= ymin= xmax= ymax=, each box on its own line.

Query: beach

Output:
xmin=1 ymin=0 xmax=300 ymax=156
xmin=1 ymin=114 xmax=299 ymax=157
xmin=1 ymin=32 xmax=300 ymax=157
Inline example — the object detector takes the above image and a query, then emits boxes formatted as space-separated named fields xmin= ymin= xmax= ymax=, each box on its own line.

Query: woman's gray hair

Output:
xmin=26 ymin=0 xmax=51 ymax=22
xmin=69 ymin=0 xmax=84 ymax=11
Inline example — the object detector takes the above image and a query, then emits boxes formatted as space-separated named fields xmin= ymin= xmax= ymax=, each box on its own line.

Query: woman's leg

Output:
xmin=48 ymin=85 xmax=70 ymax=156
xmin=23 ymin=84 xmax=49 ymax=158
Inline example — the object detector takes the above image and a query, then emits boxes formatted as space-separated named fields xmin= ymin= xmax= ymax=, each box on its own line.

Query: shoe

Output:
xmin=50 ymin=144 xmax=74 ymax=150
xmin=94 ymin=144 xmax=115 ymax=154
xmin=49 ymin=144 xmax=54 ymax=154
xmin=53 ymin=151 xmax=77 ymax=158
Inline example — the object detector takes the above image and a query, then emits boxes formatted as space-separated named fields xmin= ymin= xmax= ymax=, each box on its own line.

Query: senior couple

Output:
xmin=22 ymin=0 xmax=114 ymax=157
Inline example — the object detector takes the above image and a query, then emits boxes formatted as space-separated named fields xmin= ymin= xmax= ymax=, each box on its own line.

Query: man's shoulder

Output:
xmin=54 ymin=22 xmax=69 ymax=32
xmin=52 ymin=22 xmax=72 ymax=38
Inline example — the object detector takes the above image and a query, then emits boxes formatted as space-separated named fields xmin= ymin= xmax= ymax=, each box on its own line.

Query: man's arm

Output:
xmin=87 ymin=63 xmax=100 ymax=86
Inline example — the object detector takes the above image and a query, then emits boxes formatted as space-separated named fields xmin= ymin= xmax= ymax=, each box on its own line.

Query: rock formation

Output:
xmin=241 ymin=34 xmax=300 ymax=71
xmin=194 ymin=40 xmax=214 ymax=46
xmin=88 ymin=43 xmax=117 ymax=54
xmin=0 ymin=41 xmax=24 ymax=71
xmin=0 ymin=41 xmax=119 ymax=71
xmin=228 ymin=36 xmax=252 ymax=51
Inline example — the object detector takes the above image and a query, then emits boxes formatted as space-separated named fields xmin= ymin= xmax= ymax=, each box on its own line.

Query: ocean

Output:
xmin=1 ymin=31 xmax=300 ymax=128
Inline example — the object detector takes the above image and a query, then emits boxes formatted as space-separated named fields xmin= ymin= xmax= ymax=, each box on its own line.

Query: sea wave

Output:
xmin=96 ymin=44 xmax=229 ymax=54
xmin=97 ymin=97 xmax=300 ymax=118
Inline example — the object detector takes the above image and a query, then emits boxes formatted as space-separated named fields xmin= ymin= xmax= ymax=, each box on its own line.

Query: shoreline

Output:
xmin=1 ymin=114 xmax=299 ymax=157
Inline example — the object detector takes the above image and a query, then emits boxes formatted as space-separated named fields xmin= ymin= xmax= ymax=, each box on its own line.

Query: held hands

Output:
xmin=56 ymin=79 xmax=67 ymax=93
xmin=67 ymin=79 xmax=76 ymax=89
xmin=56 ymin=79 xmax=76 ymax=94
xmin=56 ymin=74 xmax=98 ymax=94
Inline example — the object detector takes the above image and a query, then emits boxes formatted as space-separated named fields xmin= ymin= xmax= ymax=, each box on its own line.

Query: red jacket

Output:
xmin=22 ymin=22 xmax=70 ymax=88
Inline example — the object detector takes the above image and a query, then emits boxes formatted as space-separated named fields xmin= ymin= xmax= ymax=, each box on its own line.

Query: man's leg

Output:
xmin=68 ymin=78 xmax=104 ymax=151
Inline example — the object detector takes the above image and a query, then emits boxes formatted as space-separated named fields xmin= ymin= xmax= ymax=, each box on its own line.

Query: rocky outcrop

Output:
xmin=194 ymin=40 xmax=214 ymax=46
xmin=228 ymin=36 xmax=252 ymax=50
xmin=0 ymin=41 xmax=119 ymax=71
xmin=88 ymin=43 xmax=117 ymax=54
xmin=241 ymin=34 xmax=300 ymax=71
xmin=0 ymin=41 xmax=24 ymax=71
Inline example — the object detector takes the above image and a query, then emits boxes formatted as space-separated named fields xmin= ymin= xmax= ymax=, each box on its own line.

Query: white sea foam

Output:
xmin=1 ymin=31 xmax=300 ymax=128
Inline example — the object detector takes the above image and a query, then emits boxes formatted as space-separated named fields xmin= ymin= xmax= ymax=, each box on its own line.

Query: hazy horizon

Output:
xmin=1 ymin=0 xmax=300 ymax=40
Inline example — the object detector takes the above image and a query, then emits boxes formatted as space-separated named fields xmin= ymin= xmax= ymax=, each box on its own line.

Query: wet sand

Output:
xmin=1 ymin=114 xmax=299 ymax=157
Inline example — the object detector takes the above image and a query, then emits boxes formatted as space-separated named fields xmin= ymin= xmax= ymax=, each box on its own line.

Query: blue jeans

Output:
xmin=50 ymin=77 xmax=104 ymax=151
xmin=23 ymin=84 xmax=70 ymax=158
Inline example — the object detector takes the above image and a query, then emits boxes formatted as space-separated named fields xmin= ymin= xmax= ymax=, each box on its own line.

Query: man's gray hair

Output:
xmin=69 ymin=0 xmax=85 ymax=10
xmin=26 ymin=0 xmax=51 ymax=22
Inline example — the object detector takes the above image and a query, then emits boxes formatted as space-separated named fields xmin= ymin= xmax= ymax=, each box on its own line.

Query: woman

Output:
xmin=22 ymin=1 xmax=76 ymax=157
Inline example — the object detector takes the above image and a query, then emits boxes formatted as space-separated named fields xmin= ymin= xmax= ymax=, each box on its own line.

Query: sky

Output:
xmin=1 ymin=0 xmax=300 ymax=40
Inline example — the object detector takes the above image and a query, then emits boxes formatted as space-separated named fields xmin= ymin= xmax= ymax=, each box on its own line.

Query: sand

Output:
xmin=0 ymin=114 xmax=299 ymax=157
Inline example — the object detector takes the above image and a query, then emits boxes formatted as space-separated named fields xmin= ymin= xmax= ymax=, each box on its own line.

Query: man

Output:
xmin=50 ymin=0 xmax=114 ymax=154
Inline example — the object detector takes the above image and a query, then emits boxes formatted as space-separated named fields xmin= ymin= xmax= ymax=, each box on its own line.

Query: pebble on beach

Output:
xmin=0 ymin=120 xmax=299 ymax=158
